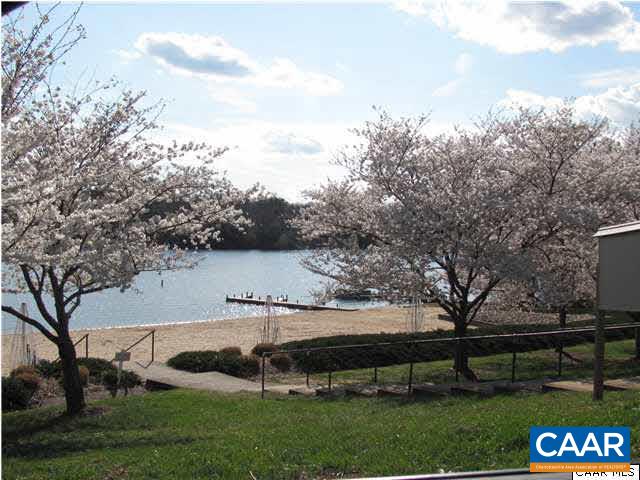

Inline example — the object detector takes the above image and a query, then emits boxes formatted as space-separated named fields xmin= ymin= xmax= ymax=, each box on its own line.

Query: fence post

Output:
xmin=328 ymin=371 xmax=332 ymax=391
xmin=455 ymin=338 xmax=460 ymax=382
xmin=151 ymin=330 xmax=155 ymax=363
xmin=408 ymin=362 xmax=414 ymax=394
xmin=593 ymin=309 xmax=605 ymax=401
xmin=85 ymin=335 xmax=89 ymax=358
xmin=557 ymin=344 xmax=563 ymax=377
xmin=261 ymin=354 xmax=266 ymax=400
xmin=511 ymin=351 xmax=516 ymax=383
xmin=373 ymin=367 xmax=378 ymax=384
xmin=635 ymin=326 xmax=639 ymax=360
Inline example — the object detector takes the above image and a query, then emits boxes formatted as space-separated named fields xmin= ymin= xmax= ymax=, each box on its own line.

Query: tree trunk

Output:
xmin=558 ymin=306 xmax=567 ymax=328
xmin=453 ymin=319 xmax=478 ymax=381
xmin=57 ymin=330 xmax=86 ymax=415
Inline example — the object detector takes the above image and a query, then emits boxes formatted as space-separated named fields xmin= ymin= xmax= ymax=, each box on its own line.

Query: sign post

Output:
xmin=114 ymin=350 xmax=131 ymax=388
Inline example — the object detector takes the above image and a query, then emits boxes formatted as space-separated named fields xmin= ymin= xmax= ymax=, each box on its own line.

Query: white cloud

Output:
xmin=579 ymin=67 xmax=640 ymax=89
xmin=395 ymin=0 xmax=640 ymax=54
xmin=264 ymin=131 xmax=324 ymax=155
xmin=499 ymin=83 xmax=640 ymax=124
xmin=255 ymin=58 xmax=343 ymax=96
xmin=156 ymin=116 xmax=459 ymax=200
xmin=499 ymin=89 xmax=565 ymax=111
xmin=208 ymin=86 xmax=257 ymax=113
xmin=433 ymin=78 xmax=462 ymax=97
xmin=159 ymin=121 xmax=355 ymax=201
xmin=432 ymin=52 xmax=471 ymax=97
xmin=133 ymin=32 xmax=343 ymax=97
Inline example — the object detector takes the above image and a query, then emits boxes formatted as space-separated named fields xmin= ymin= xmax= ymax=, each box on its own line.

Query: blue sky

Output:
xmin=15 ymin=1 xmax=640 ymax=200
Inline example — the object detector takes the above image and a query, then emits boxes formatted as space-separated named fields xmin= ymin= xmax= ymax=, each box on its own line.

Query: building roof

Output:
xmin=594 ymin=220 xmax=640 ymax=238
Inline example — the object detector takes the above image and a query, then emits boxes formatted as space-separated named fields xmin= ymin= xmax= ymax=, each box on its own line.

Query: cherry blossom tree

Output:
xmin=2 ymin=6 xmax=247 ymax=414
xmin=494 ymin=109 xmax=640 ymax=327
xmin=297 ymin=106 xmax=630 ymax=380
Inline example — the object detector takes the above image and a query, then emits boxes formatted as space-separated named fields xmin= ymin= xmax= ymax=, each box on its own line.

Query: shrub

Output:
xmin=77 ymin=357 xmax=117 ymax=380
xmin=10 ymin=365 xmax=38 ymax=377
xmin=2 ymin=376 xmax=34 ymax=411
xmin=220 ymin=346 xmax=242 ymax=357
xmin=250 ymin=343 xmax=278 ymax=356
xmin=101 ymin=370 xmax=119 ymax=397
xmin=167 ymin=351 xmax=220 ymax=373
xmin=35 ymin=359 xmax=60 ymax=378
xmin=167 ymin=350 xmax=260 ymax=378
xmin=34 ymin=357 xmax=116 ymax=381
xmin=120 ymin=370 xmax=142 ymax=390
xmin=78 ymin=366 xmax=89 ymax=386
xmin=238 ymin=355 xmax=260 ymax=377
xmin=269 ymin=353 xmax=292 ymax=373
xmin=12 ymin=371 xmax=41 ymax=392
xmin=100 ymin=369 xmax=141 ymax=397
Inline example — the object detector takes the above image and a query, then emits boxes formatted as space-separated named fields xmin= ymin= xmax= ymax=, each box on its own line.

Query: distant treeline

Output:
xmin=153 ymin=196 xmax=313 ymax=250
xmin=217 ymin=197 xmax=309 ymax=250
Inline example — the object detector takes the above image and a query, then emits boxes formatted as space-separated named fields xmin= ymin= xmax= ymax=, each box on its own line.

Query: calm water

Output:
xmin=1 ymin=250 xmax=381 ymax=333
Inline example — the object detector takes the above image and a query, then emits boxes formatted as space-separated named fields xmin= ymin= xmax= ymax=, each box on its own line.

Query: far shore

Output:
xmin=1 ymin=305 xmax=451 ymax=374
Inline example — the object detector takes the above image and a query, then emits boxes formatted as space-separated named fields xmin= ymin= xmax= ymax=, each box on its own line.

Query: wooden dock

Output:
xmin=225 ymin=295 xmax=359 ymax=312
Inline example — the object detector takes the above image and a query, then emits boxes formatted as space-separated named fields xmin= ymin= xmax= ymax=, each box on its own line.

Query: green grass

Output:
xmin=3 ymin=388 xmax=639 ymax=479
xmin=299 ymin=339 xmax=640 ymax=387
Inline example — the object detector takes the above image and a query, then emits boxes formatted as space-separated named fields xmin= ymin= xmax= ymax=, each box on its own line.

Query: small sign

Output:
xmin=114 ymin=351 xmax=131 ymax=362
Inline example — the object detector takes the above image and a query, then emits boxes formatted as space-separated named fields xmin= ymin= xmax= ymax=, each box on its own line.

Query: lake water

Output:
xmin=1 ymin=250 xmax=382 ymax=333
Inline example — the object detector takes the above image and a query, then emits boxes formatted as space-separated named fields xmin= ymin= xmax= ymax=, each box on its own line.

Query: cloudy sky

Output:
xmin=19 ymin=1 xmax=640 ymax=200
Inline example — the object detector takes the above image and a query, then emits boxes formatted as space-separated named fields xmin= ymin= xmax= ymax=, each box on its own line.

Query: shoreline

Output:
xmin=1 ymin=305 xmax=450 ymax=374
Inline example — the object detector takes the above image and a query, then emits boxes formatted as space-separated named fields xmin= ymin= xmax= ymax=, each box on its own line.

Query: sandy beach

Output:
xmin=2 ymin=305 xmax=451 ymax=373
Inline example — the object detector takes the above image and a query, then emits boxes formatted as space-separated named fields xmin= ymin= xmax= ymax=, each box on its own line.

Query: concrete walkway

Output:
xmin=124 ymin=361 xmax=298 ymax=394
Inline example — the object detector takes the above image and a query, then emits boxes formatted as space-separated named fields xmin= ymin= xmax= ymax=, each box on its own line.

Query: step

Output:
xmin=493 ymin=381 xmax=544 ymax=394
xmin=412 ymin=384 xmax=449 ymax=399
xmin=450 ymin=383 xmax=495 ymax=397
xmin=377 ymin=385 xmax=411 ymax=398
xmin=344 ymin=385 xmax=379 ymax=397
xmin=315 ymin=387 xmax=344 ymax=397
xmin=287 ymin=387 xmax=317 ymax=397
xmin=543 ymin=381 xmax=594 ymax=393
xmin=603 ymin=378 xmax=640 ymax=391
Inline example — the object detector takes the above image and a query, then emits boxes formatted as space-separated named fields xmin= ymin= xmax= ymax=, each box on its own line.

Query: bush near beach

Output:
xmin=168 ymin=350 xmax=260 ymax=378
xmin=269 ymin=353 xmax=293 ymax=372
xmin=2 ymin=375 xmax=38 ymax=412
xmin=35 ymin=357 xmax=118 ymax=381
xmin=251 ymin=343 xmax=278 ymax=356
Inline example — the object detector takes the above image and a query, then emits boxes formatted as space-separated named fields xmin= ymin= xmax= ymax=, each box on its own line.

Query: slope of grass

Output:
xmin=3 ymin=387 xmax=639 ymax=480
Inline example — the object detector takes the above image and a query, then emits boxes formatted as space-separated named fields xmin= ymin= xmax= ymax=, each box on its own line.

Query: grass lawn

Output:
xmin=298 ymin=339 xmax=640 ymax=388
xmin=3 ymin=387 xmax=639 ymax=480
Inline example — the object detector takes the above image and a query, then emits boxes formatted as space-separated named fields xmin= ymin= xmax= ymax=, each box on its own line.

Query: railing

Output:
xmin=120 ymin=330 xmax=155 ymax=368
xmin=74 ymin=333 xmax=89 ymax=358
xmin=57 ymin=333 xmax=89 ymax=361
xmin=260 ymin=322 xmax=640 ymax=399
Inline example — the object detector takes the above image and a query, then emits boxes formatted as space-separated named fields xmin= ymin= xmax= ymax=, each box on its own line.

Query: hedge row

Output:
xmin=279 ymin=321 xmax=638 ymax=373
xmin=35 ymin=357 xmax=118 ymax=380
xmin=167 ymin=351 xmax=260 ymax=378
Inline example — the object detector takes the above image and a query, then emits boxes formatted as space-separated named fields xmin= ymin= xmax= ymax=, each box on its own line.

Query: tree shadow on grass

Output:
xmin=3 ymin=431 xmax=198 ymax=460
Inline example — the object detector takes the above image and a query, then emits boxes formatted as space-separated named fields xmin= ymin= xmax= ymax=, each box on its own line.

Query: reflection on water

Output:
xmin=1 ymin=250 xmax=383 ymax=332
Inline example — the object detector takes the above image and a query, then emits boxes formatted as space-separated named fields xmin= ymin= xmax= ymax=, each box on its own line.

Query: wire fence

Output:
xmin=259 ymin=321 xmax=640 ymax=399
